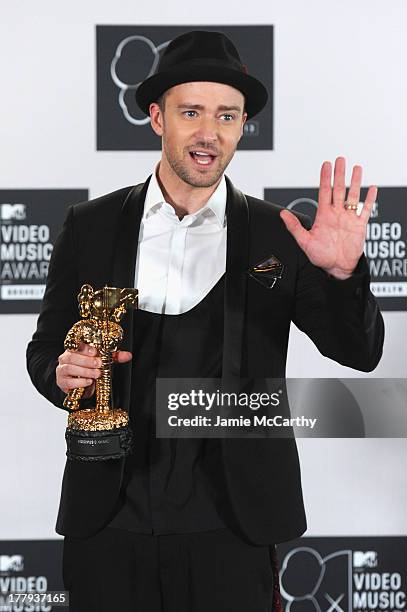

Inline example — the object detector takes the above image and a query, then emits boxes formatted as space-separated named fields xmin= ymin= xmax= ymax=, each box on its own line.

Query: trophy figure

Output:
xmin=63 ymin=284 xmax=138 ymax=461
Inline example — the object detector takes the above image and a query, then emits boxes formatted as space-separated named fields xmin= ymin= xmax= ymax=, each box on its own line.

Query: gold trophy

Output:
xmin=63 ymin=284 xmax=138 ymax=461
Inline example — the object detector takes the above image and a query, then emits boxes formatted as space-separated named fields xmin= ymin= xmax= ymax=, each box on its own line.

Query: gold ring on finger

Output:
xmin=344 ymin=201 xmax=358 ymax=211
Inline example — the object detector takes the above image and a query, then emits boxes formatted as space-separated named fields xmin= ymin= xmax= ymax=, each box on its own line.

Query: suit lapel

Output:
xmin=112 ymin=177 xmax=151 ymax=289
xmin=111 ymin=176 xmax=151 ymax=412
xmin=222 ymin=176 xmax=250 ymax=382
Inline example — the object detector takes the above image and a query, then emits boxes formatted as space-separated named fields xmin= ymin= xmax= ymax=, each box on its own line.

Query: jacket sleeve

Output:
xmin=26 ymin=205 xmax=87 ymax=410
xmin=292 ymin=228 xmax=385 ymax=372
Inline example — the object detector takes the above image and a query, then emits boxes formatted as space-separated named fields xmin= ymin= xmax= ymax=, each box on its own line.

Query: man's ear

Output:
xmin=149 ymin=102 xmax=164 ymax=136
xmin=240 ymin=111 xmax=248 ymax=139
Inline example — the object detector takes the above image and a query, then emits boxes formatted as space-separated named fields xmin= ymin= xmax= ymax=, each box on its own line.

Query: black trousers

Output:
xmin=63 ymin=526 xmax=276 ymax=612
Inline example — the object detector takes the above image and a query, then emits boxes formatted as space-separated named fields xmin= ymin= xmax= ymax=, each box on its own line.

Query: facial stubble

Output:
xmin=162 ymin=131 xmax=236 ymax=188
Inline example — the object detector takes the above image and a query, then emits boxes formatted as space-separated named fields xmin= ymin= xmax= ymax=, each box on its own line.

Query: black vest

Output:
xmin=108 ymin=274 xmax=230 ymax=534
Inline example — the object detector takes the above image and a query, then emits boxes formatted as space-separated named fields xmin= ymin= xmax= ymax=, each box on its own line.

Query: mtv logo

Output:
xmin=353 ymin=551 xmax=378 ymax=568
xmin=1 ymin=203 xmax=26 ymax=221
xmin=0 ymin=555 xmax=24 ymax=572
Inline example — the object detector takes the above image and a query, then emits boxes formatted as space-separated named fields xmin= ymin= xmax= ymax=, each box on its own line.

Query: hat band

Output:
xmin=158 ymin=56 xmax=246 ymax=75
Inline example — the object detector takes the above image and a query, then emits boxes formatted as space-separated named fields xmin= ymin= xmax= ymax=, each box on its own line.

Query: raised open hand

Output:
xmin=280 ymin=157 xmax=377 ymax=279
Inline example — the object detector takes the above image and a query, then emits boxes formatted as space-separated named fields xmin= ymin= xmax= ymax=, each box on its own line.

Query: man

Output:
xmin=26 ymin=30 xmax=384 ymax=612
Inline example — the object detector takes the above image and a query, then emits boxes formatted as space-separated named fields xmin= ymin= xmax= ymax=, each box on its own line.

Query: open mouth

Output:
xmin=189 ymin=151 xmax=217 ymax=167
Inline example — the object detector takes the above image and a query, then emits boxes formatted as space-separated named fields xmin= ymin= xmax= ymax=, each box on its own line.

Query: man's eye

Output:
xmin=221 ymin=114 xmax=234 ymax=121
xmin=184 ymin=110 xmax=197 ymax=118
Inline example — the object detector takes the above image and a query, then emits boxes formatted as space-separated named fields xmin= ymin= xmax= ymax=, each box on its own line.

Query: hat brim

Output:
xmin=135 ymin=62 xmax=268 ymax=120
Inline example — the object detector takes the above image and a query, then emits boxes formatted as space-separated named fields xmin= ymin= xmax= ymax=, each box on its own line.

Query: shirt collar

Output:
xmin=143 ymin=164 xmax=227 ymax=228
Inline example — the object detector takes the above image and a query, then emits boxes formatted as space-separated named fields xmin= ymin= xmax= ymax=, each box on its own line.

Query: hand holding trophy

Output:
xmin=63 ymin=284 xmax=138 ymax=461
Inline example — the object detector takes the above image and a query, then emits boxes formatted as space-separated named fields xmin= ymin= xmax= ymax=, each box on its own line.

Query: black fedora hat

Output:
xmin=135 ymin=30 xmax=268 ymax=120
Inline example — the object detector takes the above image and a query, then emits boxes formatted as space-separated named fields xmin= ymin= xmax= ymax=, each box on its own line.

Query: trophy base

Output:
xmin=67 ymin=407 xmax=129 ymax=431
xmin=65 ymin=408 xmax=133 ymax=461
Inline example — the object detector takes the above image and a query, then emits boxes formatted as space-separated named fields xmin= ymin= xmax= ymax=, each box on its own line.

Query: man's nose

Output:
xmin=194 ymin=116 xmax=219 ymax=142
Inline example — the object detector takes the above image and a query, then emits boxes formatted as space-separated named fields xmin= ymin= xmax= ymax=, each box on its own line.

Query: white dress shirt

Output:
xmin=134 ymin=168 xmax=227 ymax=314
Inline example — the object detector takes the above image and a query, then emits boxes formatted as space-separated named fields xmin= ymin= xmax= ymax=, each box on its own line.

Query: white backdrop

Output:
xmin=1 ymin=0 xmax=406 ymax=539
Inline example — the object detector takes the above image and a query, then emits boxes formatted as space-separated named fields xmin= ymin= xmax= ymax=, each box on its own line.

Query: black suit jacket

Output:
xmin=26 ymin=175 xmax=384 ymax=545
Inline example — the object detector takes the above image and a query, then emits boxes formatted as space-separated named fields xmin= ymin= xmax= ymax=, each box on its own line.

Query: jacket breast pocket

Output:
xmin=247 ymin=253 xmax=284 ymax=289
